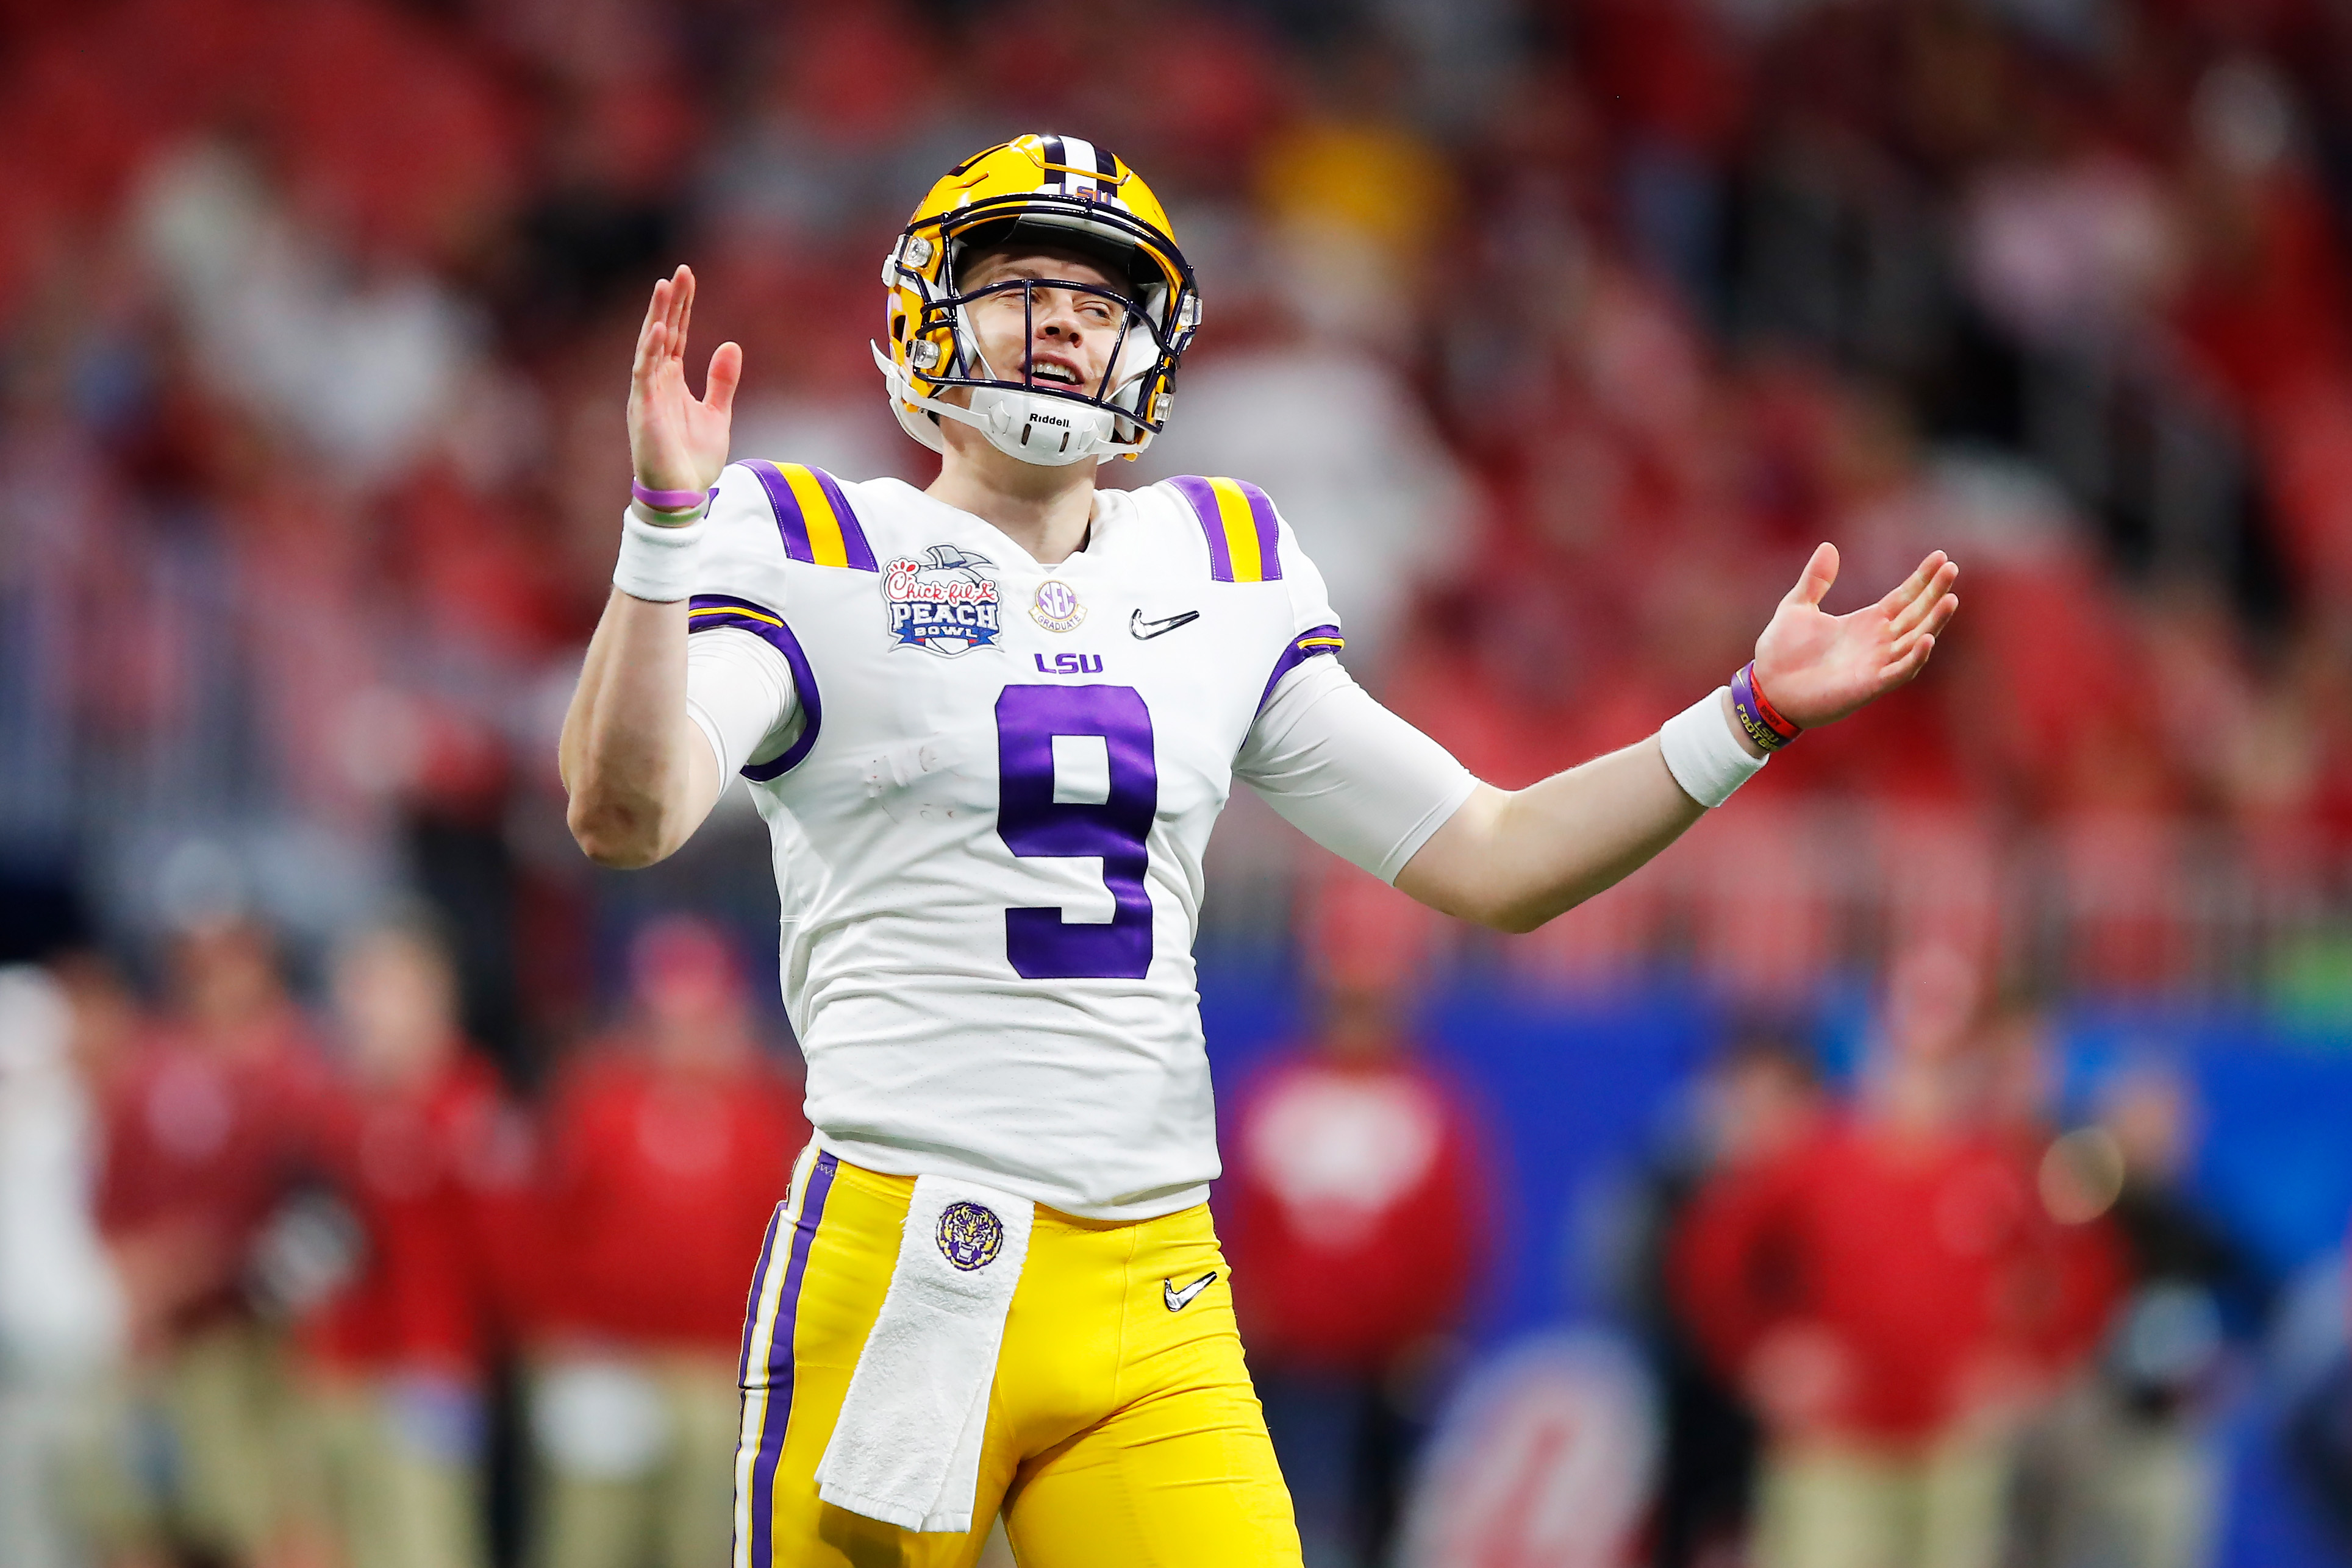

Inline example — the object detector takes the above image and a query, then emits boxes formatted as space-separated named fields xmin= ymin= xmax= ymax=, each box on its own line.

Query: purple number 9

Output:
xmin=995 ymin=685 xmax=1157 ymax=980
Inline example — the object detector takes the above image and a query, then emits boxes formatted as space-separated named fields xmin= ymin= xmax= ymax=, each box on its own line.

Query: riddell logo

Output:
xmin=1029 ymin=412 xmax=1070 ymax=427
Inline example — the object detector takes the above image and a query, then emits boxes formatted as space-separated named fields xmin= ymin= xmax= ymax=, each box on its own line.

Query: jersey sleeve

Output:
xmin=685 ymin=628 xmax=802 ymax=780
xmin=681 ymin=463 xmax=808 ymax=780
xmin=1234 ymin=649 xmax=1479 ymax=885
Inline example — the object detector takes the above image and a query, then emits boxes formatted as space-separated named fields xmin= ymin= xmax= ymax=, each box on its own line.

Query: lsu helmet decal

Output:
xmin=874 ymin=134 xmax=1202 ymax=467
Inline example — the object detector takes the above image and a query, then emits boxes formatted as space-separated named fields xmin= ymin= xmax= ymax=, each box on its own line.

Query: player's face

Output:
xmin=958 ymin=247 xmax=1130 ymax=396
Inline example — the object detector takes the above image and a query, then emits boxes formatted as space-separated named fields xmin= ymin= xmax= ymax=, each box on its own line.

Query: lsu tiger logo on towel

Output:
xmin=935 ymin=1201 xmax=1005 ymax=1271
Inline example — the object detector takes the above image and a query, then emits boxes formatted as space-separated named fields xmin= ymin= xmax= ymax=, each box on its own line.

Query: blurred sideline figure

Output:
xmin=2281 ymin=1234 xmax=2352 ymax=1552
xmin=2010 ymin=1061 xmax=2266 ymax=1568
xmin=1222 ymin=869 xmax=1495 ymax=1568
xmin=0 ymin=961 xmax=131 ymax=1568
xmin=1621 ymin=1025 xmax=1823 ymax=1568
xmin=1673 ymin=946 xmax=2121 ymax=1568
xmin=96 ymin=918 xmax=335 ymax=1567
xmin=291 ymin=919 xmax=518 ymax=1568
xmin=527 ymin=916 xmax=807 ymax=1568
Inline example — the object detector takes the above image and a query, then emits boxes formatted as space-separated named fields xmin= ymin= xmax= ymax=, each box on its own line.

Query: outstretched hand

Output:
xmin=1753 ymin=544 xmax=1959 ymax=729
xmin=628 ymin=265 xmax=742 ymax=497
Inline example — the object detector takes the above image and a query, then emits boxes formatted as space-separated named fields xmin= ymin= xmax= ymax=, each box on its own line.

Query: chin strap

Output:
xmin=874 ymin=343 xmax=1134 ymax=468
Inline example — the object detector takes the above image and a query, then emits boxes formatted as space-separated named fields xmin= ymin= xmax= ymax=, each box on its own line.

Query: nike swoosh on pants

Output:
xmin=1163 ymin=1271 xmax=1217 ymax=1311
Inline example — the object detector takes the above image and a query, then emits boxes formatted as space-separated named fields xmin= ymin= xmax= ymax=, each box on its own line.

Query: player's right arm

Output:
xmin=559 ymin=266 xmax=743 ymax=868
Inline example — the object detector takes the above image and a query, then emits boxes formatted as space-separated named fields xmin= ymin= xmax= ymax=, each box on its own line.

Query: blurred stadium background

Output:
xmin=4 ymin=0 xmax=2352 ymax=1566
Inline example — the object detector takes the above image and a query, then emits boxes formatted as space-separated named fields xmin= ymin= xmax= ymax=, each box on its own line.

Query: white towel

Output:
xmin=813 ymin=1174 xmax=1033 ymax=1533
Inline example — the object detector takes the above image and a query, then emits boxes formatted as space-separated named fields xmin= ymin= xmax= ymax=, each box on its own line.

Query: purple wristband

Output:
xmin=1730 ymin=660 xmax=1802 ymax=753
xmin=632 ymin=479 xmax=710 ymax=514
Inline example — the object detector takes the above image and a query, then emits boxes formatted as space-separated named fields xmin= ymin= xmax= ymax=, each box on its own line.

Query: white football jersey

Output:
xmin=684 ymin=461 xmax=1473 ymax=1219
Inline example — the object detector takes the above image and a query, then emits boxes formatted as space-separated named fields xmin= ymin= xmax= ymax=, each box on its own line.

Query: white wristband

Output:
xmin=612 ymin=504 xmax=708 ymax=603
xmin=1659 ymin=688 xmax=1767 ymax=808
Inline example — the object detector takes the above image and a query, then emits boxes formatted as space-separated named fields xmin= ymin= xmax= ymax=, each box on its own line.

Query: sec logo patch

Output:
xmin=935 ymin=1200 xmax=1004 ymax=1271
xmin=1029 ymin=579 xmax=1085 ymax=633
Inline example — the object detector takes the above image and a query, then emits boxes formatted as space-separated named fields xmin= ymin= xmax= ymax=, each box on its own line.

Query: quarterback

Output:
xmin=558 ymin=135 xmax=1957 ymax=1566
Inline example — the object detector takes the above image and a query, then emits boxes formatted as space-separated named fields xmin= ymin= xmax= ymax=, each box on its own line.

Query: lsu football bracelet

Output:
xmin=1730 ymin=660 xmax=1802 ymax=752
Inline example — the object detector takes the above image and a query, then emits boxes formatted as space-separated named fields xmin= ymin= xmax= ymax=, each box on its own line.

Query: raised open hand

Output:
xmin=1753 ymin=544 xmax=1959 ymax=729
xmin=628 ymin=265 xmax=742 ymax=497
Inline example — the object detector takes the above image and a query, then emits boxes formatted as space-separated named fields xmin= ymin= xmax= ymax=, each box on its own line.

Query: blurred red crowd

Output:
xmin=52 ymin=910 xmax=801 ymax=1565
xmin=4 ymin=0 xmax=2352 ymax=1001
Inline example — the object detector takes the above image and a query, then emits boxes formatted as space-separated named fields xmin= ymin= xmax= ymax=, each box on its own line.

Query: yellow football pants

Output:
xmin=732 ymin=1147 xmax=1301 ymax=1567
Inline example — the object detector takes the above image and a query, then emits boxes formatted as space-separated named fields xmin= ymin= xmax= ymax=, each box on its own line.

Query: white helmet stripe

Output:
xmin=1057 ymin=135 xmax=1098 ymax=198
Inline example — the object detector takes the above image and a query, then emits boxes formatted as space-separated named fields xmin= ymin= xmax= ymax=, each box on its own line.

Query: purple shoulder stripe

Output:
xmin=737 ymin=460 xmax=878 ymax=572
xmin=1165 ymin=474 xmax=1232 ymax=582
xmin=808 ymin=466 xmax=879 ymax=571
xmin=1232 ymin=477 xmax=1283 ymax=582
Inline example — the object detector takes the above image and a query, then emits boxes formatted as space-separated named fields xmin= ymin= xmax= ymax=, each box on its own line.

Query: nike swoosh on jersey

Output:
xmin=1163 ymin=1270 xmax=1217 ymax=1311
xmin=1129 ymin=608 xmax=1201 ymax=640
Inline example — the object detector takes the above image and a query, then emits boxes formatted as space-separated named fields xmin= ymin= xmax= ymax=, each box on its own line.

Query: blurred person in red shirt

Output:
xmin=1672 ymin=946 xmax=2121 ymax=1568
xmin=95 ymin=915 xmax=337 ymax=1568
xmin=1222 ymin=870 xmax=1496 ymax=1568
xmin=1623 ymin=1025 xmax=1825 ymax=1568
xmin=526 ymin=915 xmax=807 ymax=1568
xmin=293 ymin=916 xmax=523 ymax=1568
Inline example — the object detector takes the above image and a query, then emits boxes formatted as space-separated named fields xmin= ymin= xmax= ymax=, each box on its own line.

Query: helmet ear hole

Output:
xmin=892 ymin=314 xmax=907 ymax=341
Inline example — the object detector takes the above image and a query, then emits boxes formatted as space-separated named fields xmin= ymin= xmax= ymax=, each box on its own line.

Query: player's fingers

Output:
xmin=1879 ymin=632 xmax=1936 ymax=686
xmin=634 ymin=319 xmax=668 ymax=387
xmin=1876 ymin=551 xmax=1946 ymax=619
xmin=1890 ymin=561 xmax=1958 ymax=637
xmin=632 ymin=281 xmax=670 ymax=376
xmin=1784 ymin=542 xmax=1839 ymax=609
xmin=1917 ymin=591 xmax=1959 ymax=640
xmin=667 ymin=265 xmax=694 ymax=360
xmin=705 ymin=341 xmax=744 ymax=416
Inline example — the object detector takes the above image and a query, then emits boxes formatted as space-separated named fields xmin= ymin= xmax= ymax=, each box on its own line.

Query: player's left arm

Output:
xmin=1395 ymin=544 xmax=1957 ymax=933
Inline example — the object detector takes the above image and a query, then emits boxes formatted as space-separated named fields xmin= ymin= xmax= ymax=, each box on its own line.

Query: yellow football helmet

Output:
xmin=874 ymin=134 xmax=1201 ymax=466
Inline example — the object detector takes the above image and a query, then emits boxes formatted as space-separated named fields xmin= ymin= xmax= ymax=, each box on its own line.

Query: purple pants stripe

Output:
xmin=734 ymin=1203 xmax=787 ymax=1389
xmin=745 ymin=1150 xmax=837 ymax=1568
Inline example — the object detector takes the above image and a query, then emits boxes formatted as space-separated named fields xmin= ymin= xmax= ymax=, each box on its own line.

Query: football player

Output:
xmin=557 ymin=134 xmax=1958 ymax=1567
